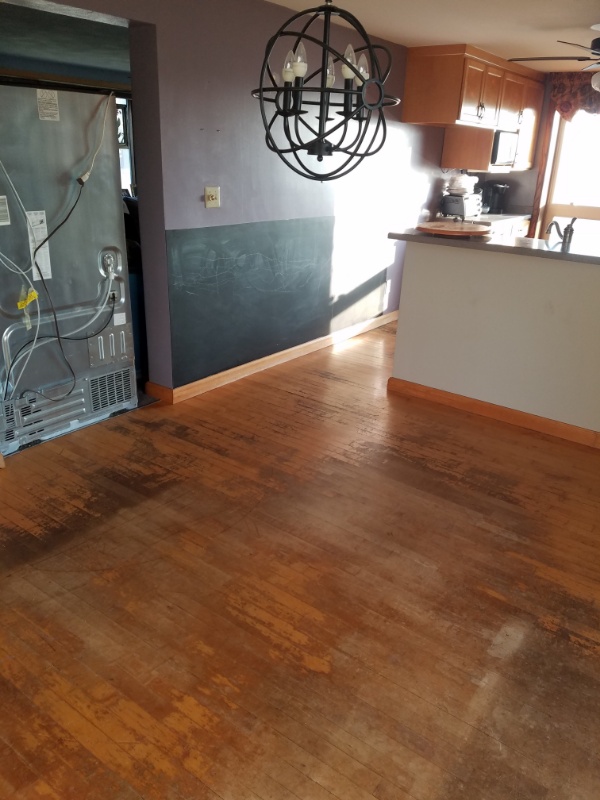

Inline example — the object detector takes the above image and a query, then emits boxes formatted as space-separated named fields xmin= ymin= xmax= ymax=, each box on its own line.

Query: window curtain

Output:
xmin=550 ymin=72 xmax=600 ymax=121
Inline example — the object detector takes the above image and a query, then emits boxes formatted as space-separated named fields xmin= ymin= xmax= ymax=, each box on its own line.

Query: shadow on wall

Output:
xmin=166 ymin=219 xmax=396 ymax=387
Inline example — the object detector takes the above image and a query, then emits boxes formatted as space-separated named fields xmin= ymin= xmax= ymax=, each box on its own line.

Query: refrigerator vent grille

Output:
xmin=3 ymin=402 xmax=16 ymax=441
xmin=0 ymin=196 xmax=9 ymax=225
xmin=90 ymin=369 xmax=133 ymax=411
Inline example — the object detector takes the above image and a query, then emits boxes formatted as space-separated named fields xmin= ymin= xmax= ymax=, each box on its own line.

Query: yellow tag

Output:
xmin=17 ymin=289 xmax=38 ymax=310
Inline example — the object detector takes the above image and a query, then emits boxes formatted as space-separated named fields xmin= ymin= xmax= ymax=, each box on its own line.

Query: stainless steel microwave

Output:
xmin=491 ymin=130 xmax=519 ymax=167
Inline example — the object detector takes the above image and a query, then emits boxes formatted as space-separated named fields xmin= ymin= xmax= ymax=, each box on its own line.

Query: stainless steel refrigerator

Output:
xmin=0 ymin=84 xmax=137 ymax=456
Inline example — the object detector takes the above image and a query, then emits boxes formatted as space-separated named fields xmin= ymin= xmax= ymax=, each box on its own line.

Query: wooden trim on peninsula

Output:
xmin=146 ymin=311 xmax=398 ymax=405
xmin=387 ymin=377 xmax=600 ymax=450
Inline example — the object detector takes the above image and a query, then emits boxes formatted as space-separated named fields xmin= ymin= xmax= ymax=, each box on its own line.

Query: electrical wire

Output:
xmin=6 ymin=182 xmax=85 ymax=401
xmin=78 ymin=92 xmax=114 ymax=185
xmin=0 ymin=250 xmax=41 ymax=399
xmin=0 ymin=159 xmax=42 ymax=393
xmin=3 ymin=296 xmax=116 ymax=403
xmin=1 ymin=91 xmax=116 ymax=402
xmin=4 ymin=271 xmax=115 ymax=401
xmin=0 ymin=244 xmax=41 ymax=403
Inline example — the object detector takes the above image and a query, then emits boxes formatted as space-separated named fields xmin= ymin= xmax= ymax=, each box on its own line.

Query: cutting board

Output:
xmin=416 ymin=221 xmax=491 ymax=237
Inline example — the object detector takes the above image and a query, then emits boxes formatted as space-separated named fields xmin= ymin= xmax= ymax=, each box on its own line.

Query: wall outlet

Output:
xmin=204 ymin=186 xmax=220 ymax=208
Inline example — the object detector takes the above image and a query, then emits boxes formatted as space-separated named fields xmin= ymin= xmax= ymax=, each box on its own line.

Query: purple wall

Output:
xmin=44 ymin=0 xmax=444 ymax=388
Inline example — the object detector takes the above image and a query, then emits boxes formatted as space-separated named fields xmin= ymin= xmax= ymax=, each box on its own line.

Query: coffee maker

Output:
xmin=482 ymin=182 xmax=510 ymax=215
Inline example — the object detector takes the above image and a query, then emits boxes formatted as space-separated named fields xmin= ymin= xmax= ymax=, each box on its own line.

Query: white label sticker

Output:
xmin=113 ymin=312 xmax=127 ymax=327
xmin=37 ymin=89 xmax=60 ymax=122
xmin=27 ymin=211 xmax=52 ymax=280
xmin=0 ymin=196 xmax=10 ymax=226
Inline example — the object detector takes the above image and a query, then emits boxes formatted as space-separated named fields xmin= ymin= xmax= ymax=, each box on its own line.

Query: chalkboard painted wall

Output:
xmin=166 ymin=217 xmax=386 ymax=387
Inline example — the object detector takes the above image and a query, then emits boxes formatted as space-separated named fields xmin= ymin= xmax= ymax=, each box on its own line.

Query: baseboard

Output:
xmin=146 ymin=311 xmax=398 ymax=405
xmin=387 ymin=377 xmax=600 ymax=450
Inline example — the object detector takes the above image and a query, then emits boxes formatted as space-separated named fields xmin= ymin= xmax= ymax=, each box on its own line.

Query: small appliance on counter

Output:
xmin=440 ymin=173 xmax=482 ymax=220
xmin=482 ymin=181 xmax=510 ymax=214
xmin=440 ymin=192 xmax=482 ymax=219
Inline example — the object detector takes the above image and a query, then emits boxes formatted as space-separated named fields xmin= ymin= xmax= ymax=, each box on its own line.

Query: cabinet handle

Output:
xmin=518 ymin=111 xmax=523 ymax=125
xmin=478 ymin=102 xmax=485 ymax=119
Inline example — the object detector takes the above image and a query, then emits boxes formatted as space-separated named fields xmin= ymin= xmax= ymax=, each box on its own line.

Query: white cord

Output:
xmin=0 ymin=250 xmax=41 ymax=399
xmin=7 ymin=273 xmax=115 ymax=388
xmin=78 ymin=93 xmax=114 ymax=184
xmin=1 ymin=91 xmax=116 ymax=399
xmin=0 ymin=158 xmax=36 ymax=271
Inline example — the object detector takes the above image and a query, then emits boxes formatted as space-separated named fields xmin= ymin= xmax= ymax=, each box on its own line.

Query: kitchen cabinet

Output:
xmin=498 ymin=73 xmax=527 ymax=131
xmin=497 ymin=73 xmax=545 ymax=149
xmin=442 ymin=76 xmax=545 ymax=171
xmin=440 ymin=125 xmax=494 ymax=170
xmin=513 ymin=79 xmax=545 ymax=169
xmin=403 ymin=44 xmax=545 ymax=171
xmin=459 ymin=58 xmax=503 ymax=126
xmin=402 ymin=44 xmax=542 ymax=128
xmin=485 ymin=215 xmax=532 ymax=239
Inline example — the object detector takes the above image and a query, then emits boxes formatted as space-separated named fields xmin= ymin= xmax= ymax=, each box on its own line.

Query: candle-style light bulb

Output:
xmin=293 ymin=42 xmax=308 ymax=78
xmin=355 ymin=53 xmax=369 ymax=85
xmin=326 ymin=55 xmax=335 ymax=88
xmin=282 ymin=50 xmax=295 ymax=83
xmin=341 ymin=44 xmax=356 ymax=80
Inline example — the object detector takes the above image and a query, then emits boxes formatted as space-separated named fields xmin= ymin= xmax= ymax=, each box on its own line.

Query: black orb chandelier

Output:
xmin=252 ymin=0 xmax=400 ymax=181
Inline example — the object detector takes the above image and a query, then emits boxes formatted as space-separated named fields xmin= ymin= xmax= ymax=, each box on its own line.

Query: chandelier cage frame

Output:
xmin=252 ymin=0 xmax=400 ymax=181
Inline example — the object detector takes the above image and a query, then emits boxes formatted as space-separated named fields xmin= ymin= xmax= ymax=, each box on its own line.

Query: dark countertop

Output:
xmin=388 ymin=229 xmax=600 ymax=266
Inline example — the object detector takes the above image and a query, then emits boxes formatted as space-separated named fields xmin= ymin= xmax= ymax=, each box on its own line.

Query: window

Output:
xmin=542 ymin=110 xmax=600 ymax=238
xmin=116 ymin=97 xmax=135 ymax=195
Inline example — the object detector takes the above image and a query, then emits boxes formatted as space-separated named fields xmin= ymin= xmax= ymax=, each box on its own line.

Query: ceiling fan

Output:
xmin=509 ymin=35 xmax=600 ymax=71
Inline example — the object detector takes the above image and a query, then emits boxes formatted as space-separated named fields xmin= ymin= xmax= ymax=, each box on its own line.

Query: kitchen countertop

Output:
xmin=388 ymin=228 xmax=600 ymax=266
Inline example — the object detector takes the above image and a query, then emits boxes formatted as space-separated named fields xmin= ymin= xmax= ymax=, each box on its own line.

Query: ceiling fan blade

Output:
xmin=508 ymin=56 xmax=599 ymax=62
xmin=557 ymin=39 xmax=596 ymax=53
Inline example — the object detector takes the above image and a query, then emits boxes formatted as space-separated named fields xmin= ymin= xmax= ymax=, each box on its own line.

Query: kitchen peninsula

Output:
xmin=387 ymin=230 xmax=600 ymax=448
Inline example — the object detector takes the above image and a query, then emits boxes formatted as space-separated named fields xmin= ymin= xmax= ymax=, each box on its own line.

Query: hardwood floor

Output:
xmin=1 ymin=322 xmax=600 ymax=800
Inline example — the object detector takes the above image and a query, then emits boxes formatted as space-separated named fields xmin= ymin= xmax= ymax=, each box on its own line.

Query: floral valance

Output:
xmin=550 ymin=72 xmax=600 ymax=121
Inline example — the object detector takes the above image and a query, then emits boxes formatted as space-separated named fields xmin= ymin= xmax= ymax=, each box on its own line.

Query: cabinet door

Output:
xmin=441 ymin=126 xmax=494 ymax=170
xmin=514 ymin=79 xmax=545 ymax=169
xmin=459 ymin=58 xmax=486 ymax=123
xmin=498 ymin=73 xmax=526 ymax=131
xmin=480 ymin=66 xmax=503 ymax=126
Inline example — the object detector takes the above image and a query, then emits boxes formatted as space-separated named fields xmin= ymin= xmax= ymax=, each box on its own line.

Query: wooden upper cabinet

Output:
xmin=458 ymin=60 xmax=503 ymax=126
xmin=459 ymin=58 xmax=487 ymax=123
xmin=440 ymin=126 xmax=495 ymax=170
xmin=479 ymin=65 xmax=503 ymax=126
xmin=401 ymin=44 xmax=541 ymax=128
xmin=401 ymin=44 xmax=545 ymax=171
xmin=498 ymin=73 xmax=527 ymax=131
xmin=513 ymin=78 xmax=545 ymax=170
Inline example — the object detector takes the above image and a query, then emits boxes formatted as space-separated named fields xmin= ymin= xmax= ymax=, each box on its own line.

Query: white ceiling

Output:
xmin=267 ymin=0 xmax=600 ymax=72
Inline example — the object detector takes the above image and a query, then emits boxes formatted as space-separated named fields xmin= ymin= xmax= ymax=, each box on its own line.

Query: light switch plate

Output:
xmin=204 ymin=186 xmax=220 ymax=208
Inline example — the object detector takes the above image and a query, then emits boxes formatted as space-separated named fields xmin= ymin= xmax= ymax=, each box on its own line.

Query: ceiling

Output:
xmin=268 ymin=0 xmax=600 ymax=73
xmin=1 ymin=0 xmax=600 ymax=80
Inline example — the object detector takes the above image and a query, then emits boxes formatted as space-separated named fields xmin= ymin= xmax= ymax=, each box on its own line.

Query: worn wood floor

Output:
xmin=1 ymin=322 xmax=600 ymax=800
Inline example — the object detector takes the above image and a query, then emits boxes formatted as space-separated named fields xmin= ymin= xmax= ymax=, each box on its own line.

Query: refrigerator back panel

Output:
xmin=0 ymin=85 xmax=137 ymax=456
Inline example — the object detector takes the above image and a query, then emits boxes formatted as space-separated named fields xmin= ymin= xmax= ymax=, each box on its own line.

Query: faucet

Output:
xmin=546 ymin=217 xmax=577 ymax=246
